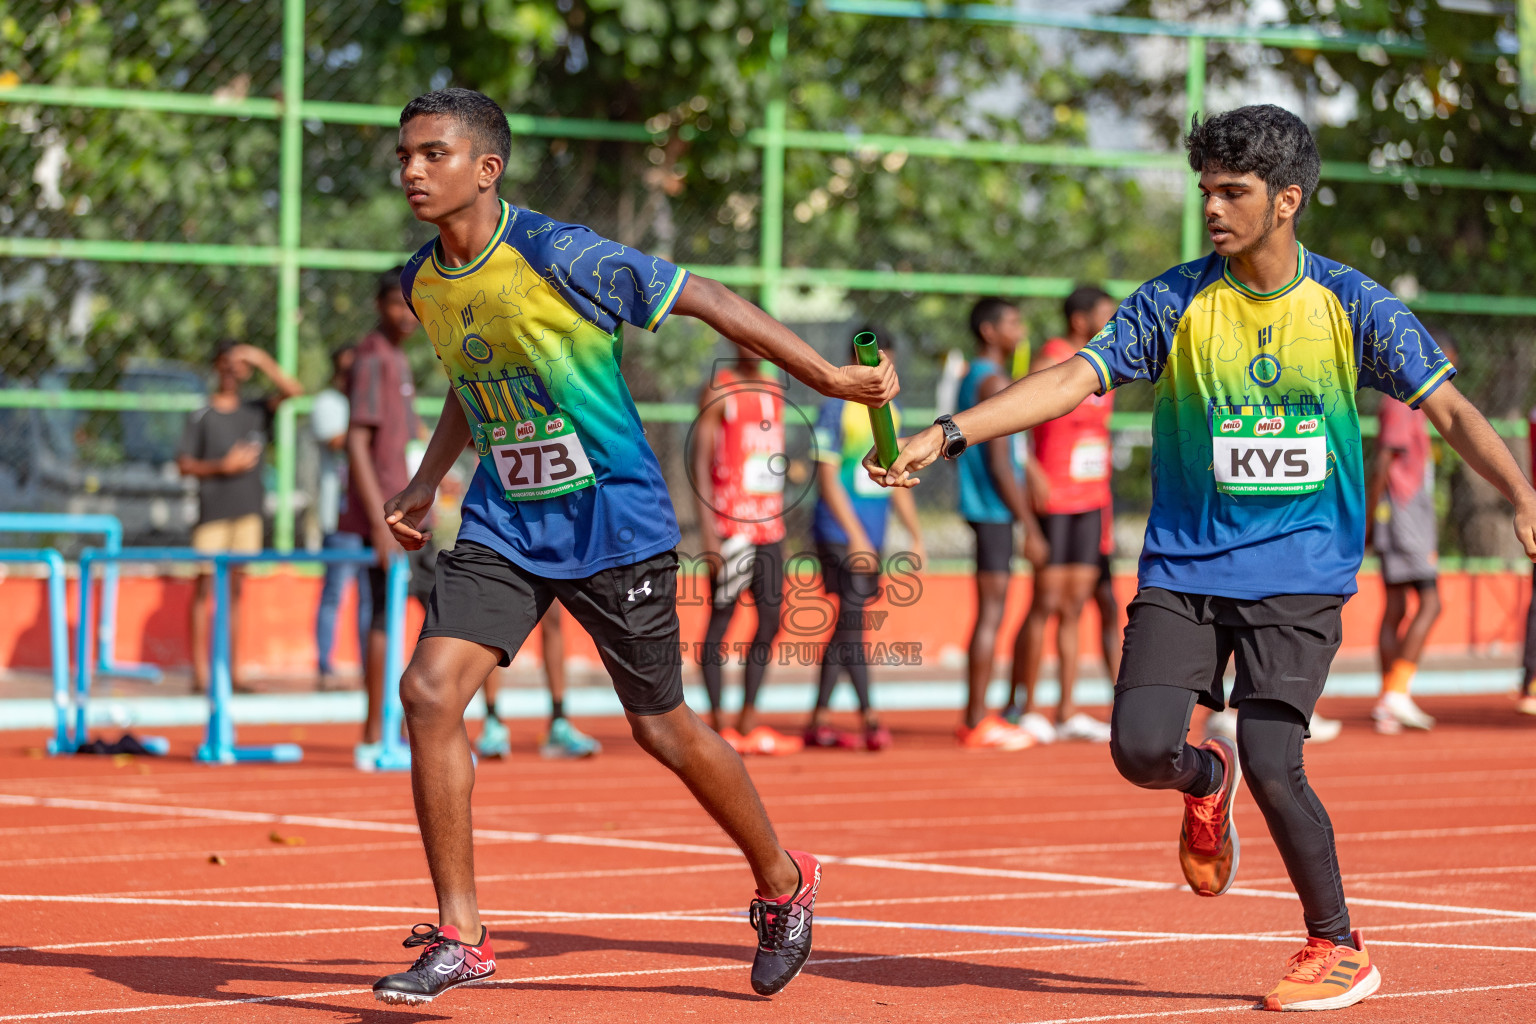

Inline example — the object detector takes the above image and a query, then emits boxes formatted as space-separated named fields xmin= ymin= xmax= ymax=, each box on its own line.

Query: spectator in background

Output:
xmin=1004 ymin=285 xmax=1119 ymax=744
xmin=804 ymin=332 xmax=925 ymax=753
xmin=177 ymin=340 xmax=304 ymax=694
xmin=1366 ymin=335 xmax=1459 ymax=734
xmin=341 ymin=266 xmax=421 ymax=757
xmin=952 ymin=298 xmax=1045 ymax=751
xmin=313 ymin=344 xmax=370 ymax=691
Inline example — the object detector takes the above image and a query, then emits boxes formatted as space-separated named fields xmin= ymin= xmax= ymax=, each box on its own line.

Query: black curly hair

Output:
xmin=400 ymin=88 xmax=512 ymax=188
xmin=1185 ymin=105 xmax=1320 ymax=221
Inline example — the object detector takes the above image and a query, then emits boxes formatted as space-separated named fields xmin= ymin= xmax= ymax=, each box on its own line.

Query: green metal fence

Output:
xmin=3 ymin=0 xmax=1533 ymax=552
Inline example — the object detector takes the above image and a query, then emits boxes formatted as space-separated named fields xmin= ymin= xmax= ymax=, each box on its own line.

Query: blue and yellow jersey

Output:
xmin=812 ymin=398 xmax=903 ymax=550
xmin=402 ymin=200 xmax=689 ymax=578
xmin=1079 ymin=244 xmax=1452 ymax=599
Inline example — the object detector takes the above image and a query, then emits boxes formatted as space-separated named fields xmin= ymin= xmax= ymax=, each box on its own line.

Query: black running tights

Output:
xmin=814 ymin=543 xmax=879 ymax=714
xmin=700 ymin=543 xmax=784 ymax=714
xmin=1110 ymin=685 xmax=1350 ymax=939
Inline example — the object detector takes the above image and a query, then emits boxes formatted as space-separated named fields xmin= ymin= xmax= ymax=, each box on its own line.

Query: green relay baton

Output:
xmin=853 ymin=331 xmax=899 ymax=469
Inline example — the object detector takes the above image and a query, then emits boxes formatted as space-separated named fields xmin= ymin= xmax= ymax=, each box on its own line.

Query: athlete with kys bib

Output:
xmin=372 ymin=88 xmax=895 ymax=1005
xmin=869 ymin=104 xmax=1536 ymax=1012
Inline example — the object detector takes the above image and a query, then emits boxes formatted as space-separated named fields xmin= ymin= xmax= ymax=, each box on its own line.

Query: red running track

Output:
xmin=1 ymin=695 xmax=1534 ymax=1023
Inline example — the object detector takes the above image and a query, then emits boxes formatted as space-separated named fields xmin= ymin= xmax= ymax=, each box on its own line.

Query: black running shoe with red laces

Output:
xmin=748 ymin=850 xmax=821 ymax=996
xmin=373 ymin=923 xmax=495 ymax=1005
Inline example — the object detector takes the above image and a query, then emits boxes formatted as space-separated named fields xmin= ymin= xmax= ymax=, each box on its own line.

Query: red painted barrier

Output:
xmin=0 ymin=569 xmax=1528 ymax=676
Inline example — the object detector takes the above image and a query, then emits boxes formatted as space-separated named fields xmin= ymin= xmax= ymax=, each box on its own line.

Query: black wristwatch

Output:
xmin=935 ymin=414 xmax=967 ymax=459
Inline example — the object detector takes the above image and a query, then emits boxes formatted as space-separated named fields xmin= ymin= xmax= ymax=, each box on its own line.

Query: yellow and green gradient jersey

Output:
xmin=401 ymin=200 xmax=688 ymax=578
xmin=1078 ymin=244 xmax=1453 ymax=599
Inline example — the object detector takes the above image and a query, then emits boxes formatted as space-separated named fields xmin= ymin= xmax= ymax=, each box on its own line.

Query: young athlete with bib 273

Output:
xmin=372 ymin=89 xmax=897 ymax=1006
xmin=868 ymin=105 xmax=1536 ymax=1012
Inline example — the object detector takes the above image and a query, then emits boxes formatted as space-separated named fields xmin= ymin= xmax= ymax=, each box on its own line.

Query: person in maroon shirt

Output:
xmin=341 ymin=266 xmax=422 ymax=752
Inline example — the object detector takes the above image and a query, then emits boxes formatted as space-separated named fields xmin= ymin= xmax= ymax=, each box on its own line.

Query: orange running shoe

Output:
xmin=739 ymin=726 xmax=804 ymax=756
xmin=957 ymin=714 xmax=1036 ymax=752
xmin=1178 ymin=735 xmax=1240 ymax=897
xmin=1262 ymin=931 xmax=1379 ymax=1011
xmin=720 ymin=727 xmax=747 ymax=753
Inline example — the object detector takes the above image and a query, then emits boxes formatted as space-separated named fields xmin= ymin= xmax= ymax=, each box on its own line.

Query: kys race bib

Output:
xmin=1211 ymin=405 xmax=1327 ymax=496
xmin=477 ymin=413 xmax=596 ymax=501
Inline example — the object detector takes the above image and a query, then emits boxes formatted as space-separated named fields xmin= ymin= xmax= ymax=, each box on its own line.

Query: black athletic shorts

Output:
xmin=968 ymin=520 xmax=1014 ymax=575
xmin=1116 ymin=586 xmax=1344 ymax=722
xmin=1039 ymin=508 xmax=1102 ymax=567
xmin=419 ymin=540 xmax=686 ymax=716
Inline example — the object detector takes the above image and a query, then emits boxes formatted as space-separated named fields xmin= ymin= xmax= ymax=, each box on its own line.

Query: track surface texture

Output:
xmin=2 ymin=695 xmax=1534 ymax=1023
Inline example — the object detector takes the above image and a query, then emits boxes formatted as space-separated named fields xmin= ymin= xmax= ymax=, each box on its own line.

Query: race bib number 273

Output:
xmin=1210 ymin=407 xmax=1327 ymax=497
xmin=478 ymin=415 xmax=596 ymax=501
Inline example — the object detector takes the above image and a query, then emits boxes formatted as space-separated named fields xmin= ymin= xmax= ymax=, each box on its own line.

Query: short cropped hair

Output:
xmin=1185 ymin=105 xmax=1320 ymax=220
xmin=1063 ymin=284 xmax=1113 ymax=327
xmin=400 ymin=88 xmax=512 ymax=188
xmin=969 ymin=297 xmax=1016 ymax=344
xmin=376 ymin=265 xmax=406 ymax=300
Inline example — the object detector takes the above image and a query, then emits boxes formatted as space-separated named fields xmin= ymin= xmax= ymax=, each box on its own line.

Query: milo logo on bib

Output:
xmin=1210 ymin=402 xmax=1328 ymax=497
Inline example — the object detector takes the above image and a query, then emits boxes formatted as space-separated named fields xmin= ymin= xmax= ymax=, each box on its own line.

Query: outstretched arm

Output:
xmin=865 ymin=355 xmax=1103 ymax=488
xmin=671 ymin=275 xmax=897 ymax=406
xmin=1420 ymin=381 xmax=1536 ymax=559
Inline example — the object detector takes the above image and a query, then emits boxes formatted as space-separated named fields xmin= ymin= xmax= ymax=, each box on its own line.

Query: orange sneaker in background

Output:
xmin=719 ymin=727 xmax=746 ymax=753
xmin=957 ymin=714 xmax=1036 ymax=752
xmin=739 ymin=726 xmax=804 ymax=756
xmin=1262 ymin=931 xmax=1380 ymax=1011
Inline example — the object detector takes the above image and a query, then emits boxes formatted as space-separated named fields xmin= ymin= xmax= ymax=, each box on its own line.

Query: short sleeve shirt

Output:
xmin=339 ymin=331 xmax=419 ymax=536
xmin=1376 ymin=396 xmax=1432 ymax=505
xmin=1077 ymin=244 xmax=1453 ymax=598
xmin=400 ymin=200 xmax=689 ymax=578
xmin=811 ymin=398 xmax=902 ymax=550
xmin=177 ymin=397 xmax=272 ymax=525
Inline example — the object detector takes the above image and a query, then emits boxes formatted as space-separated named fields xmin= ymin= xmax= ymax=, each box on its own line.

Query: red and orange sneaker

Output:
xmin=1262 ymin=931 xmax=1380 ymax=1011
xmin=1178 ymin=735 xmax=1240 ymax=896
xmin=373 ymin=923 xmax=495 ymax=1005
xmin=957 ymin=714 xmax=1036 ymax=752
xmin=749 ymin=850 xmax=821 ymax=995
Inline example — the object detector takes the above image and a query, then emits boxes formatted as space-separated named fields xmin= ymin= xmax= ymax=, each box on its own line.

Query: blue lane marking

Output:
xmin=808 ymin=915 xmax=1111 ymax=943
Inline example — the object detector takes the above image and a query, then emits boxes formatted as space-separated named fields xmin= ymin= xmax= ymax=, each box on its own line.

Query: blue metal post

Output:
xmin=0 ymin=550 xmax=70 ymax=753
xmin=370 ymin=553 xmax=413 ymax=771
xmin=0 ymin=513 xmax=161 ymax=683
xmin=73 ymin=549 xmax=96 ymax=747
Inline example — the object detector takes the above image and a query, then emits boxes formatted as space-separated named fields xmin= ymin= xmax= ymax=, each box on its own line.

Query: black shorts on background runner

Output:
xmin=968 ymin=520 xmax=1014 ymax=574
xmin=1116 ymin=586 xmax=1344 ymax=722
xmin=1039 ymin=508 xmax=1102 ymax=567
xmin=420 ymin=540 xmax=685 ymax=715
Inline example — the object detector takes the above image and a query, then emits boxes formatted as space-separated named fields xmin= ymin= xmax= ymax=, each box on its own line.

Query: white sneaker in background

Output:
xmin=1374 ymin=691 xmax=1434 ymax=731
xmin=1056 ymin=712 xmax=1112 ymax=743
xmin=1205 ymin=708 xmax=1238 ymax=741
xmin=1306 ymin=713 xmax=1343 ymax=743
xmin=1017 ymin=711 xmax=1058 ymax=745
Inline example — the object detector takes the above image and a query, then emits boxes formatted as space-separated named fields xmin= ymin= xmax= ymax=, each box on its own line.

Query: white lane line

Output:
xmin=1240 ymin=863 xmax=1536 ymax=887
xmin=0 ymin=819 xmax=228 ymax=838
xmin=0 ymin=839 xmax=432 ymax=869
xmin=0 ymin=793 xmax=744 ymax=859
xmin=89 ymin=863 xmax=744 ymax=900
xmin=831 ymin=855 xmax=1536 ymax=921
xmin=1012 ymin=980 xmax=1536 ymax=1024
xmin=0 ymin=988 xmax=375 ymax=1021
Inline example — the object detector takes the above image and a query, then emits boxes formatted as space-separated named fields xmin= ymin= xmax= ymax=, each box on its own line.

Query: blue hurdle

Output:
xmin=72 ymin=546 xmax=410 ymax=766
xmin=0 ymin=512 xmax=162 ymax=683
xmin=0 ymin=549 xmax=71 ymax=754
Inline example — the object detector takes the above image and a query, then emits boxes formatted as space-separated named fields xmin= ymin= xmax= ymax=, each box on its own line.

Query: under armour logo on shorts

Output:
xmin=627 ymin=581 xmax=652 ymax=601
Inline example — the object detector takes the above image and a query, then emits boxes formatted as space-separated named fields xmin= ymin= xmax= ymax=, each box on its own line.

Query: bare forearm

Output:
xmin=177 ymin=458 xmax=224 ymax=478
xmin=411 ymin=394 xmax=472 ymax=492
xmin=673 ymin=276 xmax=836 ymax=394
xmin=347 ymin=429 xmax=389 ymax=530
xmin=1426 ymin=390 xmax=1536 ymax=509
xmin=952 ymin=358 xmax=1102 ymax=449
xmin=986 ymin=440 xmax=1034 ymax=524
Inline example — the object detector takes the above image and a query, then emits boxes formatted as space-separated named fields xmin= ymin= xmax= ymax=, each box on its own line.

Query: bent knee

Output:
xmin=1110 ymin=731 xmax=1184 ymax=788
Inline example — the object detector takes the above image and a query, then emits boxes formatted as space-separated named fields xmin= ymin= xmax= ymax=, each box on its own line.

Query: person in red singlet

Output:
xmin=692 ymin=344 xmax=800 ymax=755
xmin=1005 ymin=285 xmax=1120 ymax=743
